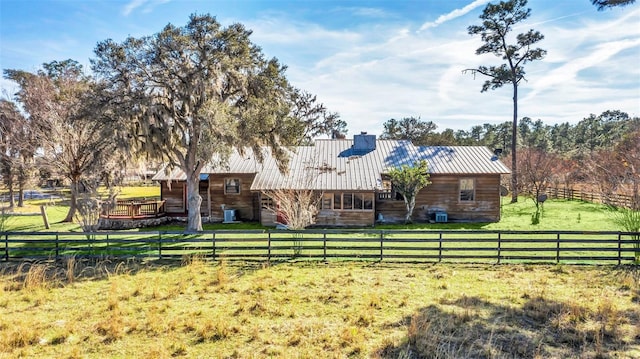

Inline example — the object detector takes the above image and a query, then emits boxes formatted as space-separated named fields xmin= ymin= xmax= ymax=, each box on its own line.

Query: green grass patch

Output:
xmin=376 ymin=198 xmax=620 ymax=231
xmin=0 ymin=261 xmax=637 ymax=358
xmin=0 ymin=194 xmax=631 ymax=235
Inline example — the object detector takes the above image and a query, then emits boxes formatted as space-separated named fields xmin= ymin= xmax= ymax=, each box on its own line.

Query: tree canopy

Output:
xmin=4 ymin=60 xmax=123 ymax=221
xmin=92 ymin=14 xmax=338 ymax=231
xmin=592 ymin=0 xmax=636 ymax=10
xmin=387 ymin=160 xmax=431 ymax=223
xmin=380 ymin=117 xmax=437 ymax=145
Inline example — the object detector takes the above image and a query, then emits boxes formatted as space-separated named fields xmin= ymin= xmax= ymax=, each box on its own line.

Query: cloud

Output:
xmin=122 ymin=0 xmax=170 ymax=16
xmin=334 ymin=6 xmax=391 ymax=19
xmin=122 ymin=0 xmax=146 ymax=16
xmin=418 ymin=0 xmax=490 ymax=31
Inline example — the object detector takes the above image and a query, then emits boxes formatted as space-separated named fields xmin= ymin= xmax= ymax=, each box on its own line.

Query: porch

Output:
xmin=101 ymin=199 xmax=166 ymax=219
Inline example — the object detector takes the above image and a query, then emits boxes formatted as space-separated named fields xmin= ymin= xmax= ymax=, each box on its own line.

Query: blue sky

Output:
xmin=1 ymin=0 xmax=639 ymax=136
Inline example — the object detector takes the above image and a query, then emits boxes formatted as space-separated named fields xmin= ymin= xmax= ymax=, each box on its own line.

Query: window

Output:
xmin=354 ymin=193 xmax=363 ymax=209
xmin=459 ymin=178 xmax=475 ymax=202
xmin=378 ymin=178 xmax=404 ymax=201
xmin=327 ymin=193 xmax=374 ymax=211
xmin=321 ymin=193 xmax=332 ymax=210
xmin=333 ymin=193 xmax=342 ymax=209
xmin=343 ymin=193 xmax=353 ymax=210
xmin=363 ymin=196 xmax=373 ymax=210
xmin=224 ymin=178 xmax=240 ymax=194
xmin=261 ymin=195 xmax=275 ymax=209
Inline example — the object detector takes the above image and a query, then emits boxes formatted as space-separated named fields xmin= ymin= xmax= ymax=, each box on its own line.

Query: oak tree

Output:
xmin=93 ymin=14 xmax=337 ymax=231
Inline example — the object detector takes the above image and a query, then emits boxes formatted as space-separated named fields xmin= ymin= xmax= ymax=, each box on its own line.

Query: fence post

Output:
xmin=212 ymin=232 xmax=216 ymax=260
xmin=323 ymin=230 xmax=327 ymax=263
xmin=380 ymin=230 xmax=384 ymax=262
xmin=4 ymin=233 xmax=8 ymax=261
xmin=617 ymin=232 xmax=622 ymax=265
xmin=158 ymin=232 xmax=162 ymax=260
xmin=497 ymin=232 xmax=501 ymax=264
xmin=556 ymin=233 xmax=561 ymax=264
xmin=438 ymin=232 xmax=443 ymax=263
xmin=55 ymin=233 xmax=59 ymax=260
xmin=267 ymin=231 xmax=271 ymax=264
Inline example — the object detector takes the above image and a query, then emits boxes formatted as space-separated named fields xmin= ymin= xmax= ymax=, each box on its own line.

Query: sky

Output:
xmin=1 ymin=0 xmax=639 ymax=136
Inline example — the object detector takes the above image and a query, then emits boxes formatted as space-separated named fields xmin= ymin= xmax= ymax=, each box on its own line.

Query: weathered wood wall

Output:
xmin=317 ymin=209 xmax=375 ymax=227
xmin=376 ymin=174 xmax=503 ymax=223
xmin=205 ymin=173 xmax=258 ymax=222
xmin=161 ymin=181 xmax=186 ymax=214
xmin=163 ymin=174 xmax=503 ymax=225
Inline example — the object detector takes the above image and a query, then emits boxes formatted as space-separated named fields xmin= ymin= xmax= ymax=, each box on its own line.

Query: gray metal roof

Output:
xmin=153 ymin=138 xmax=511 ymax=190
xmin=151 ymin=149 xmax=268 ymax=181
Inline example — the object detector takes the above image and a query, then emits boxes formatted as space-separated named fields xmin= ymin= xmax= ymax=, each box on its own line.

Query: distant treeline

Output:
xmin=381 ymin=110 xmax=639 ymax=156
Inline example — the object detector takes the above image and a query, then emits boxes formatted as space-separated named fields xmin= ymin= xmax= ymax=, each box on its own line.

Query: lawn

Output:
xmin=0 ymin=259 xmax=638 ymax=358
xmin=1 ymin=191 xmax=638 ymax=357
xmin=0 ymin=194 xmax=624 ymax=233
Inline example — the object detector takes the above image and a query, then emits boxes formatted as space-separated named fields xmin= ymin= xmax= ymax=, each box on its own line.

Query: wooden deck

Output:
xmin=101 ymin=200 xmax=166 ymax=219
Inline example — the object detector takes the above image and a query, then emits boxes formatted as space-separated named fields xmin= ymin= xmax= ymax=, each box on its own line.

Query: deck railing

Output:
xmin=101 ymin=200 xmax=166 ymax=219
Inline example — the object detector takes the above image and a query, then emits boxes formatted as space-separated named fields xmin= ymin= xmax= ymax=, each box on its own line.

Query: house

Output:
xmin=152 ymin=133 xmax=511 ymax=226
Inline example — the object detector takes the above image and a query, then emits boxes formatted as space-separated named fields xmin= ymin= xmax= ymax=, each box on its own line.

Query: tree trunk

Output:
xmin=511 ymin=82 xmax=518 ymax=204
xmin=404 ymin=196 xmax=416 ymax=224
xmin=8 ymin=187 xmax=15 ymax=209
xmin=185 ymin=173 xmax=203 ymax=232
xmin=63 ymin=180 xmax=78 ymax=222
xmin=17 ymin=185 xmax=24 ymax=208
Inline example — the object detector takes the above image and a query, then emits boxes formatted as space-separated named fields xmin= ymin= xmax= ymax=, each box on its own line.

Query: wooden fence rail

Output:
xmin=2 ymin=230 xmax=639 ymax=265
xmin=548 ymin=187 xmax=639 ymax=209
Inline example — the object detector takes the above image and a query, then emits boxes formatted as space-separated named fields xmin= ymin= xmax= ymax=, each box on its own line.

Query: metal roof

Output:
xmin=152 ymin=138 xmax=511 ymax=190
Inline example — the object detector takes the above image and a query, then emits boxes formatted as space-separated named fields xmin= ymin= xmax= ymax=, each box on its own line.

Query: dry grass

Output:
xmin=0 ymin=260 xmax=638 ymax=358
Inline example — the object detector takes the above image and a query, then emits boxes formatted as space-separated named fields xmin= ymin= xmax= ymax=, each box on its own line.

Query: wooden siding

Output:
xmin=205 ymin=173 xmax=258 ymax=222
xmin=162 ymin=174 xmax=503 ymax=225
xmin=161 ymin=181 xmax=186 ymax=214
xmin=376 ymin=174 xmax=502 ymax=223
xmin=316 ymin=209 xmax=375 ymax=227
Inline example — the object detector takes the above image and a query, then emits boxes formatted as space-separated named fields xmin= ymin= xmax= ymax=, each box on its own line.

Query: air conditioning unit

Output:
xmin=223 ymin=209 xmax=236 ymax=223
xmin=435 ymin=212 xmax=448 ymax=223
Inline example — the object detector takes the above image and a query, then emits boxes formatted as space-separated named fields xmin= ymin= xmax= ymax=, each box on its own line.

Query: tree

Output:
xmin=288 ymin=89 xmax=346 ymax=144
xmin=93 ymin=14 xmax=336 ymax=231
xmin=518 ymin=147 xmax=557 ymax=224
xmin=465 ymin=0 xmax=546 ymax=203
xmin=0 ymin=99 xmax=22 ymax=209
xmin=0 ymin=99 xmax=39 ymax=209
xmin=380 ymin=117 xmax=437 ymax=145
xmin=387 ymin=160 xmax=431 ymax=223
xmin=592 ymin=0 xmax=636 ymax=10
xmin=4 ymin=60 xmax=124 ymax=222
xmin=614 ymin=129 xmax=640 ymax=209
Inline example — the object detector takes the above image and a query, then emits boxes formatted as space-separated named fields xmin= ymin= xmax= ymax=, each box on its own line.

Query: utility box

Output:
xmin=435 ymin=212 xmax=448 ymax=223
xmin=223 ymin=209 xmax=237 ymax=223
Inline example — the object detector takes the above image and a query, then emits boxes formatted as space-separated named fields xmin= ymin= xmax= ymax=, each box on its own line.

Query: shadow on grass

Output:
xmin=376 ymin=293 xmax=639 ymax=359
